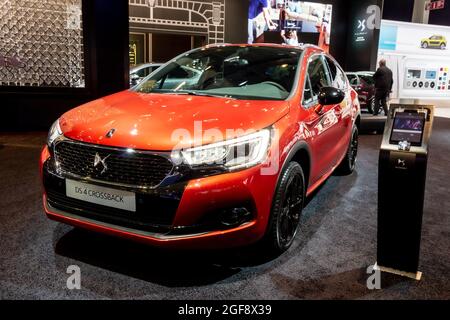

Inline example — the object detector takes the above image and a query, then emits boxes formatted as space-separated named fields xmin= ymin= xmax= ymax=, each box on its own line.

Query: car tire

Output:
xmin=441 ymin=43 xmax=446 ymax=50
xmin=337 ymin=125 xmax=358 ymax=175
xmin=262 ymin=162 xmax=305 ymax=255
xmin=368 ymin=98 xmax=375 ymax=114
xmin=422 ymin=42 xmax=428 ymax=49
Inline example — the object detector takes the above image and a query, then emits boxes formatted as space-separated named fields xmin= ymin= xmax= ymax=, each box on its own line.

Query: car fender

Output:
xmin=275 ymin=140 xmax=312 ymax=191
xmin=263 ymin=139 xmax=311 ymax=234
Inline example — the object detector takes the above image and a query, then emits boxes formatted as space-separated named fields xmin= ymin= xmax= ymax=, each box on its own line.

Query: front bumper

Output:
xmin=40 ymin=146 xmax=277 ymax=249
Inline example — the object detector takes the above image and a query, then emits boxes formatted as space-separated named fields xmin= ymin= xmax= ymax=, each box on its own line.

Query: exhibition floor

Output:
xmin=0 ymin=118 xmax=449 ymax=300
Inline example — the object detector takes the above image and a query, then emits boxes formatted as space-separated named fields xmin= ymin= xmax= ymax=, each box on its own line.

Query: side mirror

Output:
xmin=318 ymin=87 xmax=345 ymax=106
xmin=314 ymin=87 xmax=345 ymax=115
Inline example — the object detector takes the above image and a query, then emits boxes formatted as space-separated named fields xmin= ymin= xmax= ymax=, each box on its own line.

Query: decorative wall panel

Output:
xmin=0 ymin=0 xmax=85 ymax=87
xmin=129 ymin=0 xmax=225 ymax=44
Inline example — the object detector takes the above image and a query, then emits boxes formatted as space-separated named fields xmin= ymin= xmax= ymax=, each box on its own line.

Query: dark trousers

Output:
xmin=374 ymin=89 xmax=389 ymax=116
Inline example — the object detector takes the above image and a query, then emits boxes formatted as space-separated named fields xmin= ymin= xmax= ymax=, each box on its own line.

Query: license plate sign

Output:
xmin=65 ymin=179 xmax=136 ymax=212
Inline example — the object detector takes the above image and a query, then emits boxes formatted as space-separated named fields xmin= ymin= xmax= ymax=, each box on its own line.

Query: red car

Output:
xmin=346 ymin=72 xmax=376 ymax=114
xmin=41 ymin=44 xmax=360 ymax=254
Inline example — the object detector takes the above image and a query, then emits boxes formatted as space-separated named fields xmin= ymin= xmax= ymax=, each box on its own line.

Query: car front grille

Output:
xmin=54 ymin=140 xmax=173 ymax=188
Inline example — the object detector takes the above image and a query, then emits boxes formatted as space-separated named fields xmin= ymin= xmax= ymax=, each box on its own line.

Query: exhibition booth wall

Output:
xmin=0 ymin=0 xmax=130 ymax=131
xmin=382 ymin=0 xmax=450 ymax=27
xmin=382 ymin=0 xmax=415 ymax=22
xmin=427 ymin=2 xmax=450 ymax=26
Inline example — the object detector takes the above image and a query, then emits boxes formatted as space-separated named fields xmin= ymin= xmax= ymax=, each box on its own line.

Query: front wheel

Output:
xmin=422 ymin=42 xmax=428 ymax=49
xmin=337 ymin=125 xmax=358 ymax=175
xmin=263 ymin=162 xmax=305 ymax=255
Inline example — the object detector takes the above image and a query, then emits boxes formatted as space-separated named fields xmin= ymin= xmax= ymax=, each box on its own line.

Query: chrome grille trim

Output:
xmin=52 ymin=137 xmax=175 ymax=190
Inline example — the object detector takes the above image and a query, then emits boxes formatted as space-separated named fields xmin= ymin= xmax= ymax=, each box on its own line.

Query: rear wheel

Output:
xmin=441 ymin=43 xmax=446 ymax=50
xmin=263 ymin=162 xmax=305 ymax=255
xmin=337 ymin=125 xmax=358 ymax=175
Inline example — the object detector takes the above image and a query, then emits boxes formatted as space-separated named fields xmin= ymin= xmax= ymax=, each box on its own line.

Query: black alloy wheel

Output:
xmin=349 ymin=127 xmax=359 ymax=170
xmin=337 ymin=125 xmax=359 ymax=175
xmin=264 ymin=162 xmax=305 ymax=254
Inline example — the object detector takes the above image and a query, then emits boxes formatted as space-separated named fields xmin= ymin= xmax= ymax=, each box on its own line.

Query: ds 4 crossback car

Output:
xmin=41 ymin=44 xmax=360 ymax=254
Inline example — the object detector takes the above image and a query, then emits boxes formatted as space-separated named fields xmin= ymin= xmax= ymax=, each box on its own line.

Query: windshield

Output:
xmin=133 ymin=46 xmax=302 ymax=100
xmin=359 ymin=74 xmax=375 ymax=85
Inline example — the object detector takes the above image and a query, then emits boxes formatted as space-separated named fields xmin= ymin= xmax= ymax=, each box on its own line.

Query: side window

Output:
xmin=135 ymin=68 xmax=145 ymax=78
xmin=303 ymin=75 xmax=314 ymax=105
xmin=150 ymin=66 xmax=160 ymax=73
xmin=307 ymin=55 xmax=331 ymax=102
xmin=348 ymin=75 xmax=358 ymax=86
xmin=326 ymin=57 xmax=337 ymax=82
xmin=135 ymin=67 xmax=152 ymax=78
xmin=359 ymin=74 xmax=374 ymax=86
xmin=325 ymin=56 xmax=347 ymax=90
xmin=335 ymin=67 xmax=348 ymax=89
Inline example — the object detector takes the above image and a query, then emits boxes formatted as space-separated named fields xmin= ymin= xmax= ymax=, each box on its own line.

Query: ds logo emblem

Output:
xmin=358 ymin=19 xmax=366 ymax=32
xmin=397 ymin=159 xmax=406 ymax=167
xmin=93 ymin=153 xmax=110 ymax=174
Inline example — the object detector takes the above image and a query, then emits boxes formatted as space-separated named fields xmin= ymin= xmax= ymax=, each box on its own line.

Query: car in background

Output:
xmin=421 ymin=35 xmax=447 ymax=50
xmin=346 ymin=71 xmax=375 ymax=114
xmin=41 ymin=44 xmax=360 ymax=254
xmin=130 ymin=63 xmax=163 ymax=86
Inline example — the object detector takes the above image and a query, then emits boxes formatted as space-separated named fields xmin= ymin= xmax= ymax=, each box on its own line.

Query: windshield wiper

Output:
xmin=174 ymin=91 xmax=237 ymax=100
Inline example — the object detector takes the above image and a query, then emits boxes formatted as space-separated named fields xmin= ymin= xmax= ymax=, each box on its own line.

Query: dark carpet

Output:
xmin=0 ymin=118 xmax=449 ymax=300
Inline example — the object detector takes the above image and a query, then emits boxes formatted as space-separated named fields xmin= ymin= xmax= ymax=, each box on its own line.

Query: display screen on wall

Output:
xmin=378 ymin=20 xmax=450 ymax=99
xmin=0 ymin=0 xmax=85 ymax=88
xmin=247 ymin=0 xmax=332 ymax=52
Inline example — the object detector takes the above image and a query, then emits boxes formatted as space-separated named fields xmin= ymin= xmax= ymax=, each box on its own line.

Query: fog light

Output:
xmin=220 ymin=207 xmax=252 ymax=227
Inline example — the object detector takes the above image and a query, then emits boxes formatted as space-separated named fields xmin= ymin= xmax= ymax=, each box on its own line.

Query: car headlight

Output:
xmin=180 ymin=129 xmax=271 ymax=171
xmin=47 ymin=119 xmax=63 ymax=147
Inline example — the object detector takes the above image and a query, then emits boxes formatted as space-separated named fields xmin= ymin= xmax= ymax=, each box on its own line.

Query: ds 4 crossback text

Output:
xmin=41 ymin=44 xmax=360 ymax=254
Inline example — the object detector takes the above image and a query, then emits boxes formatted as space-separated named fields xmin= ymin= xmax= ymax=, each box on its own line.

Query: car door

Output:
xmin=302 ymin=54 xmax=345 ymax=182
xmin=324 ymin=56 xmax=353 ymax=162
xmin=358 ymin=73 xmax=376 ymax=104
xmin=430 ymin=36 xmax=440 ymax=47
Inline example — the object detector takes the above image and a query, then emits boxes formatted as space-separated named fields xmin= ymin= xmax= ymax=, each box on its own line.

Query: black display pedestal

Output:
xmin=375 ymin=104 xmax=435 ymax=280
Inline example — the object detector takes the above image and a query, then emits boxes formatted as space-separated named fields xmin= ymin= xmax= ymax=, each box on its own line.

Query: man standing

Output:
xmin=248 ymin=0 xmax=277 ymax=44
xmin=373 ymin=59 xmax=393 ymax=116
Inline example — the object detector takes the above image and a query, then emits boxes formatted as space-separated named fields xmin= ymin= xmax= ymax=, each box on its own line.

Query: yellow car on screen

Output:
xmin=421 ymin=35 xmax=447 ymax=49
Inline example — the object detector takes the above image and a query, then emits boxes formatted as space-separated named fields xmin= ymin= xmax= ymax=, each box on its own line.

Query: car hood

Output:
xmin=60 ymin=91 xmax=290 ymax=151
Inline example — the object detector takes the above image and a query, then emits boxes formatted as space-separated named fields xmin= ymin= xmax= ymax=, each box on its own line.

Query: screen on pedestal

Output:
xmin=390 ymin=112 xmax=425 ymax=146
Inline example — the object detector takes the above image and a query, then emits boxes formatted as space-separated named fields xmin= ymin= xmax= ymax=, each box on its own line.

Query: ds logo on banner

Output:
xmin=358 ymin=19 xmax=366 ymax=32
xmin=354 ymin=5 xmax=381 ymax=43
